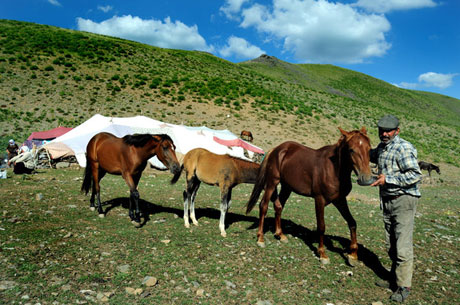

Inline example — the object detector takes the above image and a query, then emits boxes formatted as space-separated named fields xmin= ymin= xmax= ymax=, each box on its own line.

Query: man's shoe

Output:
xmin=375 ymin=279 xmax=391 ymax=289
xmin=390 ymin=287 xmax=410 ymax=302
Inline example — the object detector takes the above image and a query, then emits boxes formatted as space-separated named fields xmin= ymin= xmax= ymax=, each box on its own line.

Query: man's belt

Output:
xmin=382 ymin=194 xmax=402 ymax=201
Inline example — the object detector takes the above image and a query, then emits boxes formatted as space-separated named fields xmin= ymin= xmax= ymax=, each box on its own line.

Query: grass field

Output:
xmin=0 ymin=166 xmax=458 ymax=304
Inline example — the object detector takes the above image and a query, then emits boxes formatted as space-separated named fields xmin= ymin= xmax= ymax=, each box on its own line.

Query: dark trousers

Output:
xmin=13 ymin=162 xmax=34 ymax=174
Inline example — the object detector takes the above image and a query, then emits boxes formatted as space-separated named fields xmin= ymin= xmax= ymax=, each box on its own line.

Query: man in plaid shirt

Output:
xmin=370 ymin=114 xmax=422 ymax=303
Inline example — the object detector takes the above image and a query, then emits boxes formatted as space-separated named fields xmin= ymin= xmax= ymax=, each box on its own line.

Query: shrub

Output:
xmin=44 ymin=65 xmax=54 ymax=71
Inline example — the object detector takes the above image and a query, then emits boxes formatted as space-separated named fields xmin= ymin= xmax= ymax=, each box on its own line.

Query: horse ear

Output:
xmin=360 ymin=126 xmax=367 ymax=135
xmin=338 ymin=127 xmax=348 ymax=136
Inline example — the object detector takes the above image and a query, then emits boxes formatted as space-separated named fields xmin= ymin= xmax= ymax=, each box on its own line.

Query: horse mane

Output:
xmin=123 ymin=134 xmax=173 ymax=147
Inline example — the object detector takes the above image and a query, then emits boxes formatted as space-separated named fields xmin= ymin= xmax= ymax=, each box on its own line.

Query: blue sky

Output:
xmin=2 ymin=0 xmax=460 ymax=100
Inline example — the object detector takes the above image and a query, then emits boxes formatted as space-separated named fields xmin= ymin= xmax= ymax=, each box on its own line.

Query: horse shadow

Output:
xmin=97 ymin=198 xmax=388 ymax=279
xmin=101 ymin=197 xmax=183 ymax=222
xmin=248 ymin=216 xmax=389 ymax=279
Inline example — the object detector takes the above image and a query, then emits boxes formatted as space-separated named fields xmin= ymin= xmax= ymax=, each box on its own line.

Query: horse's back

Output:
xmin=87 ymin=132 xmax=121 ymax=154
xmin=270 ymin=141 xmax=321 ymax=167
xmin=86 ymin=132 xmax=126 ymax=173
xmin=268 ymin=141 xmax=335 ymax=197
xmin=184 ymin=148 xmax=236 ymax=185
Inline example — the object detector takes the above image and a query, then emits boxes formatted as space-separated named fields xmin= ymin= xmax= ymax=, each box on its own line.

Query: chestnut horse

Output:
xmin=240 ymin=130 xmax=253 ymax=142
xmin=81 ymin=132 xmax=181 ymax=226
xmin=171 ymin=148 xmax=260 ymax=237
xmin=246 ymin=127 xmax=374 ymax=265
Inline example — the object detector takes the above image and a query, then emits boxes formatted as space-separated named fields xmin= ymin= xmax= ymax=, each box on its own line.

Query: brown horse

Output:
xmin=418 ymin=161 xmax=440 ymax=177
xmin=171 ymin=148 xmax=260 ymax=237
xmin=246 ymin=127 xmax=374 ymax=265
xmin=240 ymin=130 xmax=253 ymax=142
xmin=81 ymin=132 xmax=181 ymax=226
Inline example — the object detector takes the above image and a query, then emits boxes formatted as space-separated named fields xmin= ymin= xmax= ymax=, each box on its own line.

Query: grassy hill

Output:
xmin=0 ymin=19 xmax=459 ymax=165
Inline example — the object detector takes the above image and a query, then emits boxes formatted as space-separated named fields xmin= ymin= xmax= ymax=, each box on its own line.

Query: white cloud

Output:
xmin=220 ymin=0 xmax=250 ymax=19
xmin=97 ymin=5 xmax=113 ymax=13
xmin=76 ymin=15 xmax=213 ymax=52
xmin=238 ymin=0 xmax=391 ymax=64
xmin=417 ymin=72 xmax=457 ymax=89
xmin=219 ymin=36 xmax=265 ymax=59
xmin=353 ymin=0 xmax=437 ymax=13
xmin=398 ymin=72 xmax=458 ymax=90
xmin=397 ymin=82 xmax=418 ymax=89
xmin=48 ymin=0 xmax=61 ymax=6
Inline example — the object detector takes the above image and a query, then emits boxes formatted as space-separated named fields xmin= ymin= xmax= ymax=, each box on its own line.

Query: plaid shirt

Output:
xmin=370 ymin=135 xmax=421 ymax=197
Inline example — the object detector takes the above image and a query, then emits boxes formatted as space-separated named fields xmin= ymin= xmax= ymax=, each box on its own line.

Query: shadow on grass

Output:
xmin=280 ymin=218 xmax=389 ymax=279
xmin=99 ymin=197 xmax=389 ymax=280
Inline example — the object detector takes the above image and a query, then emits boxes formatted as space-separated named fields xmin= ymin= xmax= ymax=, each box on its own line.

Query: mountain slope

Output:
xmin=0 ymin=20 xmax=459 ymax=165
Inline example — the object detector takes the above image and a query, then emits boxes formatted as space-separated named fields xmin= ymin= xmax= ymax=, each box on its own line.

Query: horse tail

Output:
xmin=170 ymin=164 xmax=184 ymax=184
xmin=246 ymin=150 xmax=271 ymax=214
xmin=81 ymin=157 xmax=93 ymax=194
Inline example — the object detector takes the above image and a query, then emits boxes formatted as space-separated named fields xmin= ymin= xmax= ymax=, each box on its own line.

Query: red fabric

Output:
xmin=213 ymin=136 xmax=264 ymax=154
xmin=27 ymin=126 xmax=73 ymax=141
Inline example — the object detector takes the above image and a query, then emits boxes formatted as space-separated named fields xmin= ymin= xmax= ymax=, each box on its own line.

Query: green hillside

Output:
xmin=0 ymin=19 xmax=459 ymax=165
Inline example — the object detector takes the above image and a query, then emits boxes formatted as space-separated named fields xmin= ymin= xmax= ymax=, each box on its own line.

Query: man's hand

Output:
xmin=371 ymin=174 xmax=385 ymax=187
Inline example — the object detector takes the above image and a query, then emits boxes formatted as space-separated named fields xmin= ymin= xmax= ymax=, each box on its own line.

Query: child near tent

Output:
xmin=6 ymin=139 xmax=19 ymax=162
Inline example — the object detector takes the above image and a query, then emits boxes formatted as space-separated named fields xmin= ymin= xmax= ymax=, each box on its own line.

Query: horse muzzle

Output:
xmin=357 ymin=174 xmax=377 ymax=186
xmin=169 ymin=163 xmax=181 ymax=175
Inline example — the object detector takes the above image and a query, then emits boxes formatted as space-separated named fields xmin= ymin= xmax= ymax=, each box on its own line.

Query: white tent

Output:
xmin=45 ymin=114 xmax=264 ymax=168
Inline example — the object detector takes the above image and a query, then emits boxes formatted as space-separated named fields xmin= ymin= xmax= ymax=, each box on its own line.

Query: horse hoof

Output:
xmin=346 ymin=254 xmax=359 ymax=267
xmin=132 ymin=220 xmax=142 ymax=228
xmin=90 ymin=207 xmax=95 ymax=211
xmin=192 ymin=222 xmax=199 ymax=226
xmin=221 ymin=232 xmax=227 ymax=238
xmin=184 ymin=223 xmax=190 ymax=228
xmin=98 ymin=213 xmax=105 ymax=218
xmin=320 ymin=257 xmax=330 ymax=265
xmin=257 ymin=241 xmax=266 ymax=248
xmin=280 ymin=236 xmax=288 ymax=243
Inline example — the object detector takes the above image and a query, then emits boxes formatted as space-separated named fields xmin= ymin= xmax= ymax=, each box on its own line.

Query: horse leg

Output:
xmin=189 ymin=181 xmax=200 ymax=226
xmin=274 ymin=185 xmax=291 ymax=243
xmin=315 ymin=196 xmax=329 ymax=264
xmin=124 ymin=174 xmax=141 ymax=227
xmin=129 ymin=190 xmax=141 ymax=227
xmin=91 ymin=166 xmax=106 ymax=217
xmin=88 ymin=163 xmax=98 ymax=211
xmin=96 ymin=171 xmax=106 ymax=216
xmin=132 ymin=173 xmax=143 ymax=220
xmin=182 ymin=190 xmax=190 ymax=228
xmin=184 ymin=177 xmax=200 ymax=228
xmin=333 ymin=199 xmax=359 ymax=266
xmin=90 ymin=183 xmax=96 ymax=211
xmin=219 ymin=187 xmax=232 ymax=237
xmin=257 ymin=185 xmax=278 ymax=247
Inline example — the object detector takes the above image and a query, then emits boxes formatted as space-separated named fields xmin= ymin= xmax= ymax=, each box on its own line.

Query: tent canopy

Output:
xmin=45 ymin=114 xmax=264 ymax=168
xmin=27 ymin=126 xmax=73 ymax=141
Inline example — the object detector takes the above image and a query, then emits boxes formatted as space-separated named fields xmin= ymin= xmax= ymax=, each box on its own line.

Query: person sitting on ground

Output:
xmin=8 ymin=145 xmax=37 ymax=174
xmin=6 ymin=139 xmax=19 ymax=162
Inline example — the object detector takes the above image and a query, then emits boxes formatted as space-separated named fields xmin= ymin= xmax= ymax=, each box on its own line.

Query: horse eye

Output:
xmin=349 ymin=149 xmax=354 ymax=154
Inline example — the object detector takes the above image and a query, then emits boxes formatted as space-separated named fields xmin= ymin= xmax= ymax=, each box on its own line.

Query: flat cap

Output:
xmin=378 ymin=114 xmax=399 ymax=130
